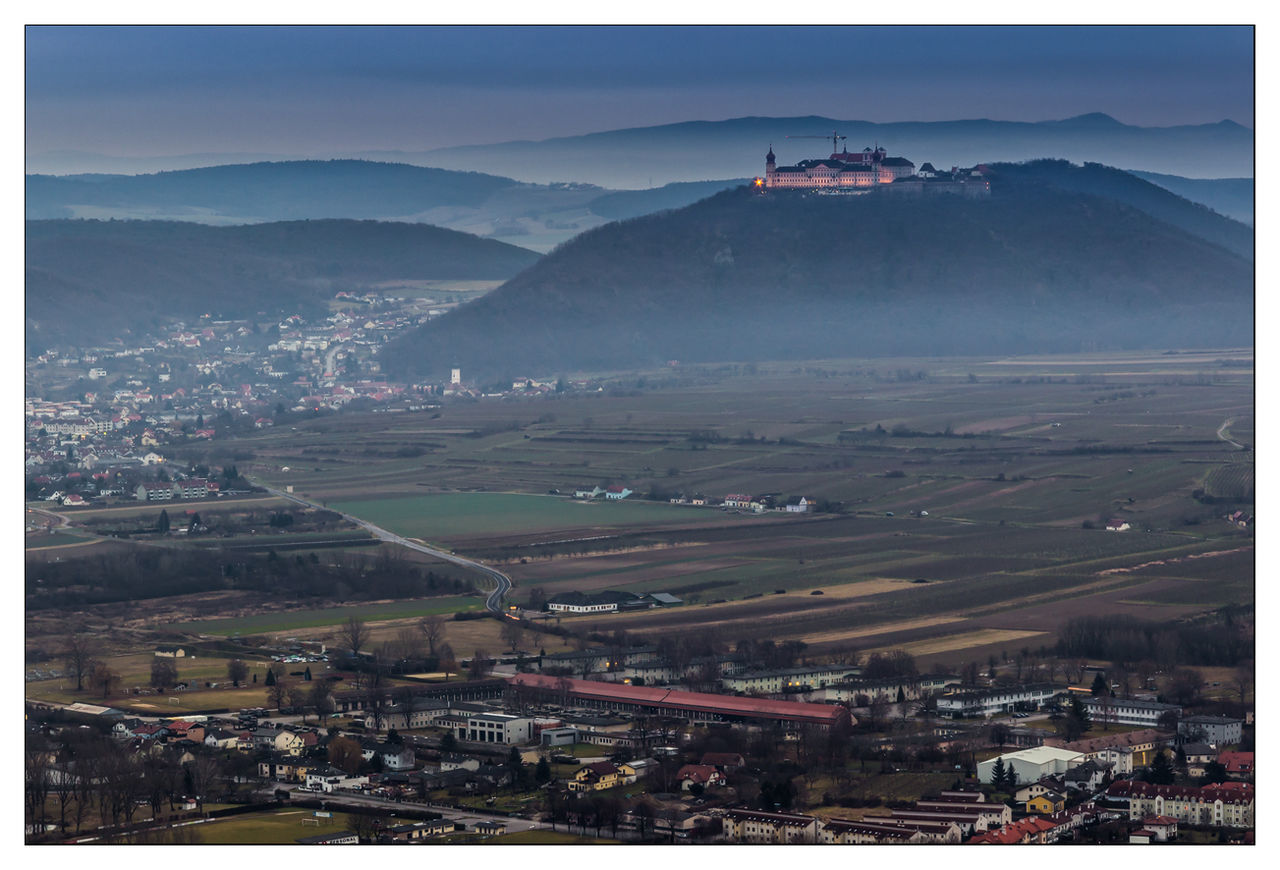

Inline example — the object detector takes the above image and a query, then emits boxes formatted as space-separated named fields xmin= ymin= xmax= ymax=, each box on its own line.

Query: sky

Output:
xmin=24 ymin=24 xmax=1255 ymax=159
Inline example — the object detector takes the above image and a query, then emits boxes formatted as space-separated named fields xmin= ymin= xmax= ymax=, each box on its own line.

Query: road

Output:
xmin=252 ymin=481 xmax=513 ymax=614
xmin=1216 ymin=417 xmax=1247 ymax=451
xmin=296 ymin=789 xmax=541 ymax=832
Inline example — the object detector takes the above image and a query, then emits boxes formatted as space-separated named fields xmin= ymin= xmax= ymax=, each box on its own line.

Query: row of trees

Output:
xmin=25 ymin=722 xmax=254 ymax=840
xmin=31 ymin=547 xmax=473 ymax=610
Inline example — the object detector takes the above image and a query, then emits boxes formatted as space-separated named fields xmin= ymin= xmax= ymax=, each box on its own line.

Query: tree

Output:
xmin=1003 ymin=761 xmax=1018 ymax=792
xmin=62 ymin=629 xmax=99 ymax=692
xmin=1233 ymin=660 xmax=1254 ymax=714
xmin=535 ymin=755 xmax=551 ymax=784
xmin=1200 ymin=760 xmax=1228 ymax=785
xmin=500 ymin=617 xmax=524 ymax=653
xmin=1167 ymin=668 xmax=1204 ymax=706
xmin=264 ymin=667 xmax=276 ymax=686
xmin=226 ymin=659 xmax=249 ymax=688
xmin=90 ymin=662 xmax=120 ymax=699
xmin=328 ymin=736 xmax=363 ymax=775
xmin=24 ymin=747 xmax=52 ymax=839
xmin=1061 ymin=695 xmax=1092 ymax=742
xmin=469 ymin=649 xmax=491 ymax=681
xmin=157 ymin=509 xmax=170 ymax=533
xmin=1090 ymin=672 xmax=1109 ymax=696
xmin=309 ymin=680 xmax=335 ymax=719
xmin=288 ymin=685 xmax=311 ymax=722
xmin=438 ymin=643 xmax=456 ymax=681
xmin=418 ymin=614 xmax=446 ymax=657
xmin=1146 ymin=749 xmax=1175 ymax=785
xmin=339 ymin=616 xmax=371 ymax=658
xmin=267 ymin=676 xmax=290 ymax=711
xmin=150 ymin=658 xmax=179 ymax=690
xmin=990 ymin=756 xmax=1008 ymax=789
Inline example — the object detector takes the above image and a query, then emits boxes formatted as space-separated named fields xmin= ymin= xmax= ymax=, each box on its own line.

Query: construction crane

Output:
xmin=786 ymin=131 xmax=847 ymax=153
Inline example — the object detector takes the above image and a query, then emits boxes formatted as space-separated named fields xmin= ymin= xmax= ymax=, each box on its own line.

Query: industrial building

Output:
xmin=505 ymin=673 xmax=852 ymax=731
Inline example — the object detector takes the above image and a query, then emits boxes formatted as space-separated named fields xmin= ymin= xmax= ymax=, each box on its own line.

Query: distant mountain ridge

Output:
xmin=381 ymin=162 xmax=1253 ymax=379
xmin=25 ymin=218 xmax=540 ymax=346
xmin=413 ymin=113 xmax=1254 ymax=187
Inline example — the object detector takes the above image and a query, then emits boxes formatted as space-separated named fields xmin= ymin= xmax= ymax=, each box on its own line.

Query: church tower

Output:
xmin=765 ymin=144 xmax=776 ymax=186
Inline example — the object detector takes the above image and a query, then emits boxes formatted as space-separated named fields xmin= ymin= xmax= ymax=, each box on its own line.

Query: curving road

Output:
xmin=254 ymin=481 xmax=513 ymax=614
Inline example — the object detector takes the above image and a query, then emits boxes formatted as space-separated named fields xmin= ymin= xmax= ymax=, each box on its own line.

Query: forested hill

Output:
xmin=382 ymin=169 xmax=1253 ymax=380
xmin=25 ymin=218 xmax=541 ymax=346
xmin=985 ymin=160 xmax=1252 ymax=260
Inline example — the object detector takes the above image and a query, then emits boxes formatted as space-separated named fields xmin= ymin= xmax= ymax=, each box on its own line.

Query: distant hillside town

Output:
xmin=757 ymin=140 xmax=990 ymax=198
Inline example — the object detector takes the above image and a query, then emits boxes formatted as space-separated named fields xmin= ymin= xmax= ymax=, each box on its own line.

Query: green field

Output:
xmin=171 ymin=595 xmax=483 ymax=635
xmin=196 ymin=809 xmax=362 ymax=844
xmin=330 ymin=491 xmax=757 ymax=541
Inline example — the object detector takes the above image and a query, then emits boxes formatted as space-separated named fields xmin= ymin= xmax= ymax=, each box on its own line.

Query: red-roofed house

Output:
xmin=700 ymin=752 xmax=746 ymax=772
xmin=1140 ymin=815 xmax=1178 ymax=841
xmin=1218 ymin=751 xmax=1254 ymax=779
xmin=677 ymin=764 xmax=726 ymax=790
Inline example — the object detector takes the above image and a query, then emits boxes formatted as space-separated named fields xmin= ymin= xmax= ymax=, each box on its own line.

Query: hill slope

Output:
xmin=1127 ymin=170 xmax=1253 ymax=226
xmin=382 ymin=174 xmax=1252 ymax=379
xmin=25 ymin=219 xmax=541 ymax=346
xmin=986 ymin=160 xmax=1252 ymax=260
xmin=25 ymin=160 xmax=612 ymax=253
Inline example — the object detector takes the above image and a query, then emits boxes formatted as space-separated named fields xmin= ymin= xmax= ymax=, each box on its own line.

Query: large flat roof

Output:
xmin=508 ymin=674 xmax=850 ymax=726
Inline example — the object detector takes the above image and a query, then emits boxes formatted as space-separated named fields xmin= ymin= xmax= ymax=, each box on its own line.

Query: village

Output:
xmin=23 ymin=290 xmax=612 ymax=509
xmin=25 ymin=632 xmax=1255 ymax=845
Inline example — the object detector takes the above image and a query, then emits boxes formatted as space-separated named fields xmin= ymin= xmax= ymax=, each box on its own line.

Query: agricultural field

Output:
xmin=170 ymin=594 xmax=484 ymax=635
xmin=329 ymin=491 xmax=761 ymax=542
xmin=28 ymin=350 xmax=1252 ymax=672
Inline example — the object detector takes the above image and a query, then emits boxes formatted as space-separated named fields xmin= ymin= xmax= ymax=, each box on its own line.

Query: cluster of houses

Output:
xmin=668 ymin=493 xmax=816 ymax=513
xmin=567 ymin=486 xmax=817 ymax=514
xmin=716 ymin=790 xmax=1109 ymax=845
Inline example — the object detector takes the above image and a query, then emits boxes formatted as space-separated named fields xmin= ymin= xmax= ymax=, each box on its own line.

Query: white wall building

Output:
xmin=977 ymin=746 xmax=1084 ymax=786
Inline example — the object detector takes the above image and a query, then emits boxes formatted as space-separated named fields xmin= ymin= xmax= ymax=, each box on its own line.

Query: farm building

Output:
xmin=505 ymin=673 xmax=853 ymax=731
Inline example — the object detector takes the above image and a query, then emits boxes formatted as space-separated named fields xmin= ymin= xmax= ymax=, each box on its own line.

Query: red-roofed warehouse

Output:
xmin=506 ymin=673 xmax=852 ymax=730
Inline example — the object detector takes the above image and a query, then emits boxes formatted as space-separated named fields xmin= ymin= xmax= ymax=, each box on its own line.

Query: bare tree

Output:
xmin=309 ymin=680 xmax=335 ymax=720
xmin=24 ymin=746 xmax=52 ymax=839
xmin=340 ymin=616 xmax=371 ymax=658
xmin=469 ymin=649 xmax=492 ymax=681
xmin=267 ymin=677 xmax=290 ymax=711
xmin=90 ymin=662 xmax=120 ymax=699
xmin=151 ymin=658 xmax=179 ymax=690
xmin=226 ymin=659 xmax=249 ymax=688
xmin=185 ymin=754 xmax=222 ymax=812
xmin=288 ymin=685 xmax=312 ymax=722
xmin=500 ymin=617 xmax=524 ymax=653
xmin=438 ymin=643 xmax=456 ymax=680
xmin=328 ymin=736 xmax=363 ymax=775
xmin=62 ymin=629 xmax=99 ymax=693
xmin=417 ymin=614 xmax=446 ymax=657
xmin=1234 ymin=660 xmax=1254 ymax=713
xmin=394 ymin=627 xmax=425 ymax=661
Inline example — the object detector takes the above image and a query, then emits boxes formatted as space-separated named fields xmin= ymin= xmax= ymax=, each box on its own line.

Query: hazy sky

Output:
xmin=26 ymin=25 xmax=1254 ymax=157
